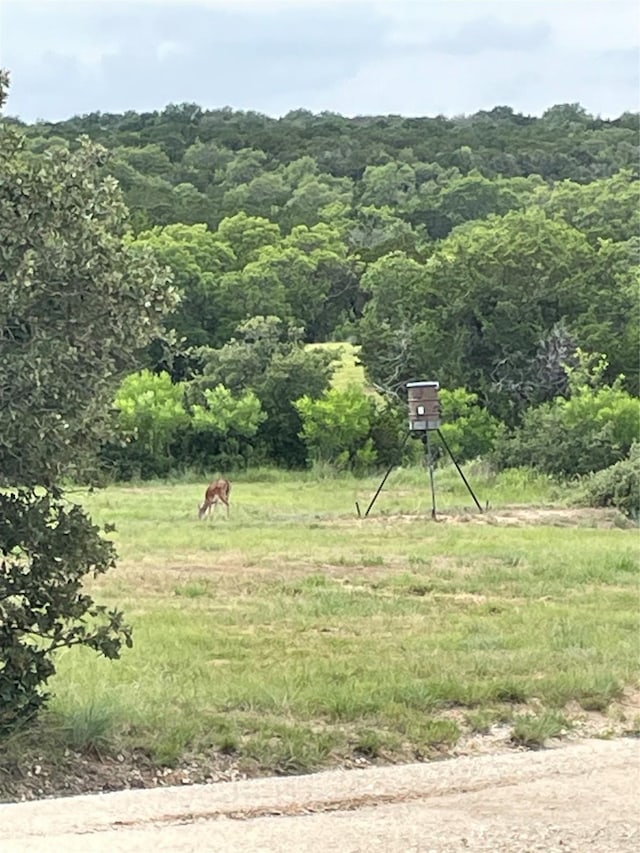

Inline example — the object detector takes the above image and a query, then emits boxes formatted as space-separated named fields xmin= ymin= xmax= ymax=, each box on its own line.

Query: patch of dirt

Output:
xmin=2 ymin=691 xmax=637 ymax=805
xmin=0 ymin=746 xmax=250 ymax=805
xmin=350 ymin=506 xmax=635 ymax=529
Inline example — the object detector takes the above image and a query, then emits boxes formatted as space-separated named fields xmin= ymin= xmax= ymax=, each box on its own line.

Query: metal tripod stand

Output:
xmin=356 ymin=428 xmax=483 ymax=519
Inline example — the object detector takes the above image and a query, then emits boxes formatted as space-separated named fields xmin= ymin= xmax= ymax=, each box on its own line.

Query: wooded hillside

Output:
xmin=16 ymin=102 xmax=639 ymax=479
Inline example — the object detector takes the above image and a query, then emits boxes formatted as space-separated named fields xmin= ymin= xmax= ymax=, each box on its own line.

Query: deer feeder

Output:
xmin=407 ymin=380 xmax=441 ymax=432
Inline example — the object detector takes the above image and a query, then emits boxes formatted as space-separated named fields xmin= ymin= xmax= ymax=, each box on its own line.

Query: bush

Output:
xmin=439 ymin=388 xmax=504 ymax=463
xmin=580 ymin=444 xmax=640 ymax=519
xmin=493 ymin=384 xmax=640 ymax=477
xmin=295 ymin=386 xmax=378 ymax=473
xmin=0 ymin=489 xmax=131 ymax=732
xmin=115 ymin=370 xmax=190 ymax=468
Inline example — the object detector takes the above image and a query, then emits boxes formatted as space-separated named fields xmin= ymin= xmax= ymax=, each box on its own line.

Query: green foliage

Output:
xmin=347 ymin=204 xmax=424 ymax=263
xmin=191 ymin=385 xmax=265 ymax=437
xmin=410 ymin=170 xmax=538 ymax=239
xmin=114 ymin=369 xmax=189 ymax=473
xmin=133 ymin=223 xmax=235 ymax=350
xmin=579 ymin=238 xmax=639 ymax=394
xmin=359 ymin=208 xmax=621 ymax=422
xmin=580 ymin=444 xmax=640 ymax=519
xmin=11 ymin=89 xmax=639 ymax=485
xmin=108 ymin=369 xmax=266 ymax=478
xmin=60 ymin=700 xmax=119 ymax=755
xmin=369 ymin=404 xmax=408 ymax=467
xmin=0 ymin=133 xmax=176 ymax=487
xmin=510 ymin=711 xmax=571 ymax=749
xmin=0 ymin=72 xmax=173 ymax=731
xmin=216 ymin=211 xmax=280 ymax=267
xmin=537 ymin=169 xmax=640 ymax=245
xmin=296 ymin=386 xmax=378 ymax=472
xmin=185 ymin=384 xmax=266 ymax=471
xmin=439 ymin=388 xmax=504 ymax=463
xmin=494 ymin=381 xmax=640 ymax=477
xmin=0 ymin=488 xmax=132 ymax=733
xmin=191 ymin=316 xmax=334 ymax=466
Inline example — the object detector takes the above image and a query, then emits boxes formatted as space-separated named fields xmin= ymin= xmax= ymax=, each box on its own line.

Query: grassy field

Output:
xmin=12 ymin=463 xmax=633 ymax=786
xmin=306 ymin=341 xmax=378 ymax=394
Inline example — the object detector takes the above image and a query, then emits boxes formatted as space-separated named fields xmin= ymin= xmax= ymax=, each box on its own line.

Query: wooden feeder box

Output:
xmin=407 ymin=381 xmax=441 ymax=431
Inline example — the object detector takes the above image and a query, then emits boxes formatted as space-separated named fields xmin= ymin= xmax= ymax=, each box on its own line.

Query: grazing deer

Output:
xmin=198 ymin=478 xmax=231 ymax=520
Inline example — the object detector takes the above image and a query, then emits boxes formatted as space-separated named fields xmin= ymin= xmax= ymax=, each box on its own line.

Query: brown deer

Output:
xmin=198 ymin=478 xmax=231 ymax=520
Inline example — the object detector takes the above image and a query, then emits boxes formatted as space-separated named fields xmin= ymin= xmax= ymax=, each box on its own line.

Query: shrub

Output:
xmin=0 ymin=489 xmax=131 ymax=733
xmin=115 ymin=370 xmax=190 ymax=462
xmin=295 ymin=385 xmax=378 ymax=472
xmin=493 ymin=384 xmax=640 ymax=477
xmin=580 ymin=444 xmax=640 ymax=519
xmin=369 ymin=404 xmax=408 ymax=468
xmin=439 ymin=388 xmax=504 ymax=463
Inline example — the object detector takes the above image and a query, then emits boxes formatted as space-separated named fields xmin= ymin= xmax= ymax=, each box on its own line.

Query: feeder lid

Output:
xmin=406 ymin=380 xmax=439 ymax=389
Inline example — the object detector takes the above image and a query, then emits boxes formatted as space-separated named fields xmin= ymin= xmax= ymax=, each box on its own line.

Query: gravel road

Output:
xmin=1 ymin=737 xmax=638 ymax=852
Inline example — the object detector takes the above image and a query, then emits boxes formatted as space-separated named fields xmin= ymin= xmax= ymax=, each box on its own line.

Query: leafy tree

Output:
xmin=107 ymin=371 xmax=265 ymax=478
xmin=171 ymin=182 xmax=210 ymax=226
xmin=493 ymin=362 xmax=640 ymax=477
xmin=279 ymin=174 xmax=353 ymax=232
xmin=0 ymin=70 xmax=175 ymax=729
xmin=359 ymin=210 xmax=604 ymax=421
xmin=134 ymin=223 xmax=235 ymax=351
xmin=23 ymin=102 xmax=639 ymax=195
xmin=194 ymin=316 xmax=334 ymax=466
xmin=190 ymin=384 xmax=265 ymax=437
xmin=357 ymin=252 xmax=434 ymax=396
xmin=186 ymin=384 xmax=266 ymax=471
xmin=578 ymin=237 xmax=639 ymax=394
xmin=180 ymin=140 xmax=233 ymax=191
xmin=347 ymin=205 xmax=424 ymax=263
xmin=536 ymin=170 xmax=640 ymax=245
xmin=216 ymin=212 xmax=281 ymax=268
xmin=113 ymin=143 xmax=172 ymax=177
xmin=222 ymin=148 xmax=268 ymax=186
xmin=256 ymin=347 xmax=335 ymax=466
xmin=123 ymin=172 xmax=177 ymax=228
xmin=221 ymin=171 xmax=290 ymax=220
xmin=296 ymin=386 xmax=378 ymax=472
xmin=17 ymin=98 xmax=640 ymax=405
xmin=114 ymin=369 xmax=190 ymax=467
xmin=217 ymin=263 xmax=291 ymax=343
xmin=238 ymin=226 xmax=360 ymax=341
xmin=359 ymin=162 xmax=416 ymax=208
xmin=427 ymin=172 xmax=539 ymax=237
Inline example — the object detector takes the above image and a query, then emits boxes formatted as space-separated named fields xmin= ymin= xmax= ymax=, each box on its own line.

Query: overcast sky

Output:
xmin=1 ymin=0 xmax=638 ymax=123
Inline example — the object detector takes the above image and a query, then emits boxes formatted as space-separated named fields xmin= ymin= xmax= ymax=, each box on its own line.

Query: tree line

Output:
xmin=14 ymin=100 xmax=640 ymax=483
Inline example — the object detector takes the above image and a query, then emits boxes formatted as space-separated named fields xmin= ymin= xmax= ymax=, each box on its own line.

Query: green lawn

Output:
xmin=31 ymin=467 xmax=639 ymax=776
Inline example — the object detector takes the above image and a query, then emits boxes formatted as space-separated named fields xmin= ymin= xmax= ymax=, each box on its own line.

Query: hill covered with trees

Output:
xmin=15 ymin=102 xmax=639 ymax=489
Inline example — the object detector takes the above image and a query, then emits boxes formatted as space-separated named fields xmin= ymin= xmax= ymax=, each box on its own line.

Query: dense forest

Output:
xmin=15 ymin=102 xmax=640 ymax=485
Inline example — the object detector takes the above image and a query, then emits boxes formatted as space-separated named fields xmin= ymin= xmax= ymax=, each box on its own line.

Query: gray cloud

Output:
xmin=1 ymin=0 xmax=389 ymax=119
xmin=428 ymin=16 xmax=552 ymax=56
xmin=0 ymin=0 xmax=637 ymax=121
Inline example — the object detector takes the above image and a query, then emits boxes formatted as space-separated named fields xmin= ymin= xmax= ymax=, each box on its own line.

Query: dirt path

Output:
xmin=1 ymin=737 xmax=638 ymax=852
